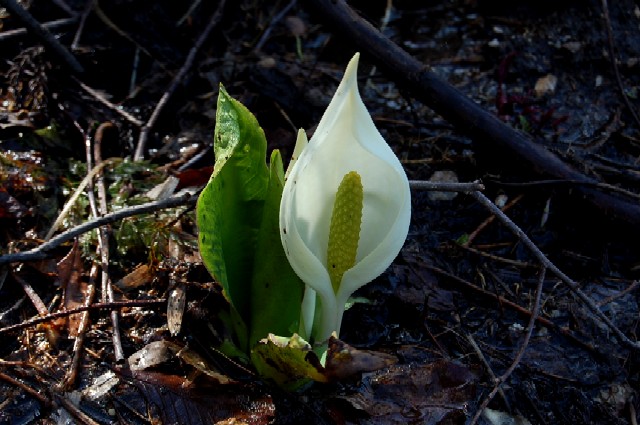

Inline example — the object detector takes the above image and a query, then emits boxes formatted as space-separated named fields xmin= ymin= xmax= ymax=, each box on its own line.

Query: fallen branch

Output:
xmin=0 ymin=17 xmax=77 ymax=42
xmin=409 ymin=180 xmax=484 ymax=192
xmin=306 ymin=0 xmax=640 ymax=230
xmin=0 ymin=180 xmax=475 ymax=266
xmin=0 ymin=194 xmax=196 ymax=266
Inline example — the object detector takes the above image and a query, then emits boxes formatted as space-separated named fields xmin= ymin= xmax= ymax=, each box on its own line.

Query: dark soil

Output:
xmin=1 ymin=0 xmax=639 ymax=424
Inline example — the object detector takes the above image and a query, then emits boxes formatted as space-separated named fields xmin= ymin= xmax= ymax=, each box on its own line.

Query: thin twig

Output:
xmin=0 ymin=17 xmax=77 ymax=42
xmin=91 ymin=1 xmax=154 ymax=60
xmin=596 ymin=280 xmax=640 ymax=307
xmin=45 ymin=159 xmax=117 ymax=241
xmin=0 ymin=299 xmax=166 ymax=334
xmin=83 ymin=124 xmax=97 ymax=213
xmin=465 ymin=331 xmax=511 ymax=411
xmin=71 ymin=0 xmax=95 ymax=50
xmin=129 ymin=47 xmax=140 ymax=97
xmin=55 ymin=394 xmax=103 ymax=425
xmin=469 ymin=267 xmax=547 ymax=425
xmin=0 ymin=194 xmax=196 ymax=266
xmin=177 ymin=0 xmax=202 ymax=27
xmin=0 ymin=297 xmax=26 ymax=326
xmin=365 ymin=0 xmax=393 ymax=87
xmin=90 ymin=127 xmax=109 ymax=261
xmin=601 ymin=0 xmax=640 ymax=130
xmin=491 ymin=178 xmax=640 ymax=201
xmin=254 ymin=0 xmax=298 ymax=51
xmin=13 ymin=274 xmax=48 ymax=316
xmin=500 ymin=267 xmax=546 ymax=378
xmin=0 ymin=371 xmax=52 ymax=407
xmin=50 ymin=0 xmax=76 ymax=16
xmin=134 ymin=0 xmax=227 ymax=160
xmin=93 ymin=123 xmax=125 ymax=361
xmin=409 ymin=180 xmax=484 ymax=192
xmin=59 ymin=125 xmax=109 ymax=390
xmin=61 ymin=260 xmax=97 ymax=390
xmin=459 ymin=244 xmax=535 ymax=268
xmin=76 ymin=79 xmax=144 ymax=126
xmin=470 ymin=190 xmax=640 ymax=351
xmin=0 ymin=0 xmax=83 ymax=73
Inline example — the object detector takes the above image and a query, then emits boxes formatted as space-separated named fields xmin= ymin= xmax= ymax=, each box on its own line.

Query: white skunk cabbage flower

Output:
xmin=279 ymin=53 xmax=411 ymax=343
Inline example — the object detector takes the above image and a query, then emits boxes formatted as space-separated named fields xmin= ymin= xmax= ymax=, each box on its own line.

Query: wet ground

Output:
xmin=1 ymin=0 xmax=639 ymax=423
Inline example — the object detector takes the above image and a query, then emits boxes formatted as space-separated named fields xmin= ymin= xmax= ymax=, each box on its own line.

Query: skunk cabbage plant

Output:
xmin=197 ymin=54 xmax=409 ymax=389
xmin=279 ymin=53 xmax=411 ymax=344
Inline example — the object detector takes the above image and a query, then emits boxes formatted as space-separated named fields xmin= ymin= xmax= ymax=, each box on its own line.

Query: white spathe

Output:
xmin=279 ymin=53 xmax=411 ymax=343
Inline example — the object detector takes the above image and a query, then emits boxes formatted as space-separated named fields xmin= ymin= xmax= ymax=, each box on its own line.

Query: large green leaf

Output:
xmin=197 ymin=86 xmax=305 ymax=356
xmin=196 ymin=85 xmax=269 ymax=351
xmin=249 ymin=150 xmax=304 ymax=344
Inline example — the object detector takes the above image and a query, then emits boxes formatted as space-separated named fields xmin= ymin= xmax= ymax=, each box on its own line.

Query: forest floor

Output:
xmin=1 ymin=0 xmax=639 ymax=424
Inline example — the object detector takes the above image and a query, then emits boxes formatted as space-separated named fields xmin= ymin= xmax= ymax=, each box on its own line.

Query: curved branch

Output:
xmin=0 ymin=194 xmax=196 ymax=266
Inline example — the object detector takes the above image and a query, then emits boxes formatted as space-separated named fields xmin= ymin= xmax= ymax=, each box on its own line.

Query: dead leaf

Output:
xmin=168 ymin=284 xmax=186 ymax=336
xmin=324 ymin=336 xmax=397 ymax=381
xmin=177 ymin=345 xmax=233 ymax=384
xmin=128 ymin=340 xmax=234 ymax=386
xmin=83 ymin=371 xmax=119 ymax=401
xmin=124 ymin=368 xmax=275 ymax=425
xmin=56 ymin=241 xmax=88 ymax=337
xmin=146 ymin=175 xmax=180 ymax=200
xmin=534 ymin=74 xmax=558 ymax=97
xmin=342 ymin=360 xmax=477 ymax=424
xmin=175 ymin=166 xmax=213 ymax=190
xmin=114 ymin=264 xmax=154 ymax=290
xmin=251 ymin=334 xmax=398 ymax=389
xmin=128 ymin=340 xmax=182 ymax=371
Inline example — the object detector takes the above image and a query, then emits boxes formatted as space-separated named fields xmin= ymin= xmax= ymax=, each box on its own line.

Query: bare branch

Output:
xmin=0 ymin=194 xmax=196 ymax=266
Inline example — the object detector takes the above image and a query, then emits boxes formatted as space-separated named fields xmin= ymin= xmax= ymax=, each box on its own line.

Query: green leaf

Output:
xmin=196 ymin=85 xmax=270 ymax=351
xmin=249 ymin=150 xmax=304 ymax=344
xmin=197 ymin=85 xmax=305 ymax=356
